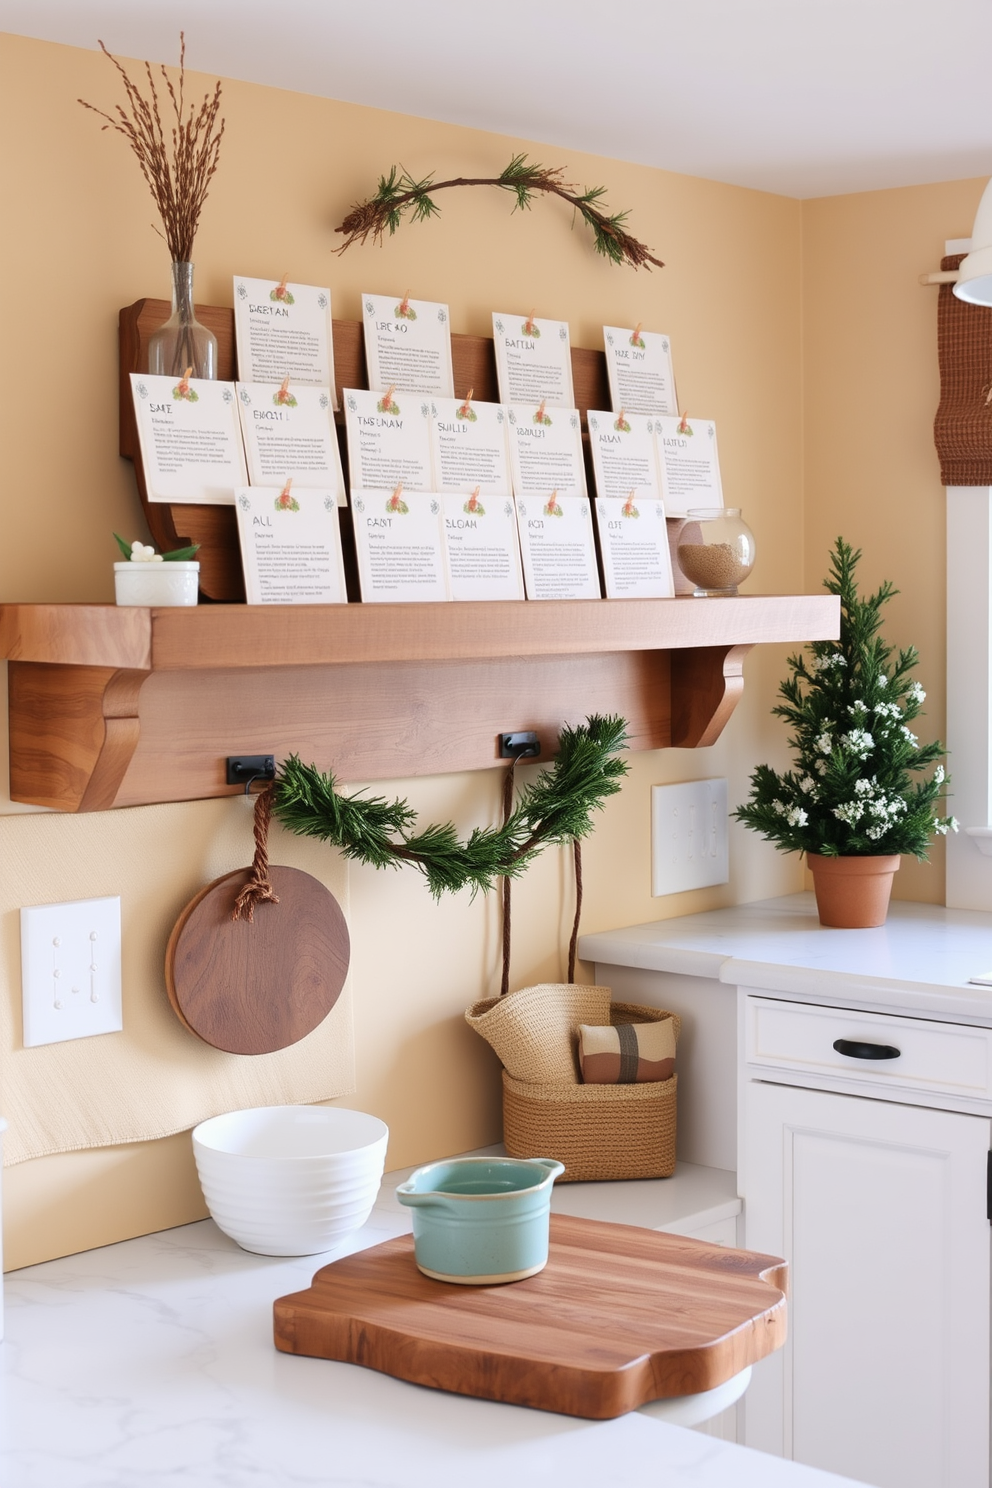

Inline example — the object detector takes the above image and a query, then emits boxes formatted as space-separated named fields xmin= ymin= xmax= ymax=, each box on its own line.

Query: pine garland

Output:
xmin=334 ymin=155 xmax=664 ymax=271
xmin=273 ymin=715 xmax=629 ymax=898
xmin=734 ymin=538 xmax=956 ymax=859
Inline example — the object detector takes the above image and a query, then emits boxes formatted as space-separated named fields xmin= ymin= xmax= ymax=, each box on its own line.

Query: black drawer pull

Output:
xmin=832 ymin=1037 xmax=901 ymax=1061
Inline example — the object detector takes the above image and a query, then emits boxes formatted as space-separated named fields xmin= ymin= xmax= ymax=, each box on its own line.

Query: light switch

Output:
xmin=651 ymin=779 xmax=730 ymax=897
xmin=20 ymin=897 xmax=123 ymax=1048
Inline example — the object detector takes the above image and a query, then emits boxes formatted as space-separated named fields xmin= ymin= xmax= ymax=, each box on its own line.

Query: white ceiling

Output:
xmin=2 ymin=0 xmax=991 ymax=199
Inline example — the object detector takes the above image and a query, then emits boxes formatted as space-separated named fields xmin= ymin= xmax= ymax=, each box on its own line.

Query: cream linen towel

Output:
xmin=0 ymin=797 xmax=354 ymax=1165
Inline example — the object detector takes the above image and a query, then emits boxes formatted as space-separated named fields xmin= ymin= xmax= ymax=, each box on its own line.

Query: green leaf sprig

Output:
xmin=335 ymin=155 xmax=664 ymax=271
xmin=273 ymin=715 xmax=630 ymax=899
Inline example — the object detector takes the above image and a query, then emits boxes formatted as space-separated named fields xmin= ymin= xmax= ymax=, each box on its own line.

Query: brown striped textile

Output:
xmin=934 ymin=254 xmax=992 ymax=487
xmin=578 ymin=1018 xmax=676 ymax=1084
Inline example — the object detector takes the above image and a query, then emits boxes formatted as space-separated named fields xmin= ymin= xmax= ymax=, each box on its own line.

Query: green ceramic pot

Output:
xmin=396 ymin=1155 xmax=565 ymax=1284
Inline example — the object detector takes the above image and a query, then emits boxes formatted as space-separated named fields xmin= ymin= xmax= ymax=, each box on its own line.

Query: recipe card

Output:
xmin=237 ymin=382 xmax=346 ymax=503
xmin=233 ymin=277 xmax=338 ymax=405
xmin=492 ymin=312 xmax=575 ymax=408
xmin=362 ymin=292 xmax=454 ymax=397
xmin=429 ymin=395 xmax=511 ymax=495
xmin=587 ymin=410 xmax=662 ymax=503
xmin=344 ymin=388 xmax=434 ymax=493
xmin=442 ymin=491 xmax=524 ymax=601
xmin=130 ymin=373 xmax=248 ymax=505
xmin=603 ymin=326 xmax=677 ymax=416
xmin=515 ymin=494 xmax=600 ymax=600
xmin=234 ymin=485 xmax=347 ymax=605
xmin=506 ymin=405 xmax=586 ymax=499
xmin=594 ymin=496 xmax=675 ymax=598
xmin=655 ymin=416 xmax=724 ymax=516
xmin=351 ymin=488 xmax=449 ymax=603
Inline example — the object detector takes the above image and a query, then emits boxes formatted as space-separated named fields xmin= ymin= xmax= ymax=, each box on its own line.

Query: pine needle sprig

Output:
xmin=734 ymin=538 xmax=956 ymax=860
xmin=514 ymin=715 xmax=630 ymax=847
xmin=272 ymin=761 xmax=418 ymax=871
xmin=79 ymin=34 xmax=225 ymax=262
xmin=272 ymin=715 xmax=629 ymax=900
xmin=335 ymin=155 xmax=664 ymax=271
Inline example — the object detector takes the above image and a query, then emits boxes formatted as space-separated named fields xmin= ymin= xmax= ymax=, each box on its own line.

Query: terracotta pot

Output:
xmin=807 ymin=854 xmax=900 ymax=928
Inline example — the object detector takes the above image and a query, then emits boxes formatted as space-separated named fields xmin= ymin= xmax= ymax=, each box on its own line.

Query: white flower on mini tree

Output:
xmin=734 ymin=539 xmax=956 ymax=860
xmin=840 ymin=728 xmax=874 ymax=757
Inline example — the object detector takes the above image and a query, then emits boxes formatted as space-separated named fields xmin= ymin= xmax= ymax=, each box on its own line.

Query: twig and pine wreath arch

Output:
xmin=334 ymin=157 xmax=665 ymax=271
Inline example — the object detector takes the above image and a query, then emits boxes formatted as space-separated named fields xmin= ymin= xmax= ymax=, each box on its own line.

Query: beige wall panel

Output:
xmin=3 ymin=1132 xmax=208 ymax=1272
xmin=0 ymin=33 xmax=805 ymax=1266
xmin=801 ymin=178 xmax=986 ymax=903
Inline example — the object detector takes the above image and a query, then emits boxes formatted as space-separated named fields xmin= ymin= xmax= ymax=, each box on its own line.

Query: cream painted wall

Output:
xmin=1 ymin=30 xmax=812 ymax=1268
xmin=801 ymin=177 xmax=986 ymax=904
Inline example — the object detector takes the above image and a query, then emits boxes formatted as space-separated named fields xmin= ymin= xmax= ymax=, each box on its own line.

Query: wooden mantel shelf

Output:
xmin=1 ymin=594 xmax=838 ymax=812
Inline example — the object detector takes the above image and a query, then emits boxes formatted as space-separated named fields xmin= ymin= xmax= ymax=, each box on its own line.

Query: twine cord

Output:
xmin=500 ymin=759 xmax=516 ymax=997
xmin=567 ymin=837 xmax=583 ymax=984
xmin=500 ymin=753 xmax=584 ymax=993
xmin=232 ymin=783 xmax=281 ymax=922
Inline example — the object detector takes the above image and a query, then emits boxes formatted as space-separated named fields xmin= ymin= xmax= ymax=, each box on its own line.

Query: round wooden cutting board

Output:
xmin=165 ymin=865 xmax=350 ymax=1055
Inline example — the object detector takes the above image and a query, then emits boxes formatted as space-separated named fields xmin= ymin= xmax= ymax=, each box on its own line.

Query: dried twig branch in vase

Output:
xmin=79 ymin=34 xmax=226 ymax=378
xmin=335 ymin=155 xmax=665 ymax=271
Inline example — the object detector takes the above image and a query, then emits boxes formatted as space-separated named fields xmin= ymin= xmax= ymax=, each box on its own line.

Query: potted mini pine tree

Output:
xmin=734 ymin=538 xmax=957 ymax=927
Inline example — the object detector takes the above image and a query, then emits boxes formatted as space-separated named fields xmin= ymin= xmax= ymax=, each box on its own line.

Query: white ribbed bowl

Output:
xmin=192 ymin=1105 xmax=388 ymax=1256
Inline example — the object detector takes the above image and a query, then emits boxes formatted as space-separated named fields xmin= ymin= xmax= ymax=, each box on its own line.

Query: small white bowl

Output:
xmin=114 ymin=561 xmax=199 ymax=606
xmin=192 ymin=1105 xmax=388 ymax=1257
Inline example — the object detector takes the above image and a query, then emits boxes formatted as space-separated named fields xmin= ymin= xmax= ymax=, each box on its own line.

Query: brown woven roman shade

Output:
xmin=934 ymin=253 xmax=992 ymax=486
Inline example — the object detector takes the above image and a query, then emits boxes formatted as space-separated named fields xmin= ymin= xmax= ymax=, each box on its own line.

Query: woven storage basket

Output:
xmin=464 ymin=983 xmax=611 ymax=1084
xmin=501 ymin=1000 xmax=680 ymax=1183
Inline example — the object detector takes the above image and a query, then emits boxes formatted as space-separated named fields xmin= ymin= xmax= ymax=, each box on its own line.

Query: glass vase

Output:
xmin=148 ymin=261 xmax=217 ymax=380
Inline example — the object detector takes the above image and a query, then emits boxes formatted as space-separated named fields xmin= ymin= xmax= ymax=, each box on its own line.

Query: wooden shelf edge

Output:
xmin=0 ymin=595 xmax=838 ymax=672
xmin=0 ymin=604 xmax=152 ymax=670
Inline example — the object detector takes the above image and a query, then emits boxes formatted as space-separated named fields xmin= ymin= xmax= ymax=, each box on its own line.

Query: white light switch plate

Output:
xmin=652 ymin=779 xmax=729 ymax=897
xmin=20 ymin=897 xmax=123 ymax=1048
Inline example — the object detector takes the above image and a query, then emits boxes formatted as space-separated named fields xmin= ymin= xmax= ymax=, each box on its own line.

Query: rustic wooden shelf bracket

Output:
xmin=8 ymin=663 xmax=150 ymax=813
xmin=671 ymin=644 xmax=751 ymax=749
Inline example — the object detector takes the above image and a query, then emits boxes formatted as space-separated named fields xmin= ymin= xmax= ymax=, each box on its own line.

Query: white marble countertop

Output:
xmin=579 ymin=892 xmax=992 ymax=1023
xmin=1 ymin=1162 xmax=859 ymax=1488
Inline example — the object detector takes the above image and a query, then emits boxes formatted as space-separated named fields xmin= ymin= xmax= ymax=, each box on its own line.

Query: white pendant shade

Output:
xmin=953 ymin=176 xmax=992 ymax=304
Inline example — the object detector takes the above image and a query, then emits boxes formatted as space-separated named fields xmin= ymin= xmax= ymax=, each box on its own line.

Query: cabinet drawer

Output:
xmin=745 ymin=995 xmax=992 ymax=1101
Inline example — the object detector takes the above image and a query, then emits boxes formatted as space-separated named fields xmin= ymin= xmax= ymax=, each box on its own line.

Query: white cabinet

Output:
xmin=743 ymin=1071 xmax=991 ymax=1487
xmin=581 ymin=901 xmax=992 ymax=1485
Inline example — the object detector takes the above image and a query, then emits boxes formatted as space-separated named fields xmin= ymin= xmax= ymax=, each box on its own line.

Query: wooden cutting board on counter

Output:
xmin=273 ymin=1214 xmax=787 ymax=1419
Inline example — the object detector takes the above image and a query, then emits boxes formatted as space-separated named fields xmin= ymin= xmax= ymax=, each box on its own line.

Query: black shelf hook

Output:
xmin=226 ymin=755 xmax=276 ymax=796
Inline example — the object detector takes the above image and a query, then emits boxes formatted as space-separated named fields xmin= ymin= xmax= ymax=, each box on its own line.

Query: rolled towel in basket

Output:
xmin=578 ymin=1018 xmax=676 ymax=1084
